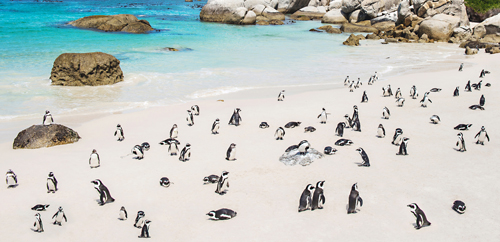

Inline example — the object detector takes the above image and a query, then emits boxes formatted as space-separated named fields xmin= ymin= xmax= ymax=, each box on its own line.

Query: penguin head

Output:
xmin=44 ymin=204 xmax=50 ymax=209
xmin=144 ymin=220 xmax=151 ymax=225
xmin=92 ymin=149 xmax=97 ymax=154
xmin=48 ymin=172 xmax=54 ymax=177
xmin=306 ymin=184 xmax=315 ymax=191
xmin=230 ymin=143 xmax=236 ymax=148
xmin=91 ymin=179 xmax=101 ymax=186
xmin=481 ymin=126 xmax=485 ymax=131
xmin=322 ymin=108 xmax=325 ymax=111
xmin=35 ymin=213 xmax=41 ymax=218
xmin=203 ymin=177 xmax=209 ymax=183
xmin=403 ymin=137 xmax=410 ymax=142
xmin=221 ymin=171 xmax=229 ymax=177
xmin=117 ymin=124 xmax=121 ymax=127
xmin=173 ymin=124 xmax=177 ymax=128
xmin=316 ymin=181 xmax=325 ymax=189
xmin=186 ymin=143 xmax=191 ymax=147
xmin=378 ymin=124 xmax=384 ymax=128
xmin=45 ymin=110 xmax=50 ymax=114
xmin=355 ymin=147 xmax=364 ymax=153
xmin=138 ymin=211 xmax=145 ymax=216
xmin=407 ymin=203 xmax=418 ymax=211
xmin=467 ymin=124 xmax=472 ymax=128
xmin=457 ymin=132 xmax=463 ymax=137
xmin=352 ymin=183 xmax=358 ymax=191
xmin=121 ymin=206 xmax=126 ymax=211
xmin=7 ymin=169 xmax=13 ymax=174
xmin=58 ymin=206 xmax=63 ymax=211
xmin=141 ymin=142 xmax=150 ymax=150
xmin=282 ymin=90 xmax=285 ymax=92
xmin=206 ymin=211 xmax=217 ymax=220
xmin=215 ymin=118 xmax=220 ymax=122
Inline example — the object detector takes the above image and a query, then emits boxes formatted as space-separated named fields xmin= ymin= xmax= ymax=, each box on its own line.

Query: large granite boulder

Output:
xmin=277 ymin=0 xmax=310 ymax=13
xmin=341 ymin=22 xmax=379 ymax=33
xmin=328 ymin=0 xmax=343 ymax=10
xmin=341 ymin=0 xmax=363 ymax=14
xmin=69 ymin=14 xmax=154 ymax=33
xmin=322 ymin=8 xmax=348 ymax=23
xmin=360 ymin=0 xmax=400 ymax=19
xmin=291 ymin=6 xmax=327 ymax=19
xmin=473 ymin=14 xmax=500 ymax=39
xmin=418 ymin=14 xmax=460 ymax=41
xmin=13 ymin=124 xmax=80 ymax=149
xmin=50 ymin=52 xmax=124 ymax=86
xmin=200 ymin=0 xmax=284 ymax=24
xmin=413 ymin=0 xmax=469 ymax=27
xmin=396 ymin=0 xmax=411 ymax=25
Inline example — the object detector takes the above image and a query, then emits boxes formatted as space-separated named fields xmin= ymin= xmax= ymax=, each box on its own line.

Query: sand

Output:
xmin=0 ymin=51 xmax=499 ymax=241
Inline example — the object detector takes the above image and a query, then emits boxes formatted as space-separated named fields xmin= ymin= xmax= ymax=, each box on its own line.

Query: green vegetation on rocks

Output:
xmin=465 ymin=0 xmax=500 ymax=13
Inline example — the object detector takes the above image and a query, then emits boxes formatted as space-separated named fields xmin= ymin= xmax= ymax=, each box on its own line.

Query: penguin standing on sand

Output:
xmin=170 ymin=124 xmax=178 ymax=139
xmin=215 ymin=171 xmax=229 ymax=195
xmin=211 ymin=118 xmax=220 ymax=134
xmin=474 ymin=126 xmax=490 ymax=145
xmin=452 ymin=200 xmax=466 ymax=214
xmin=480 ymin=95 xmax=485 ymax=106
xmin=52 ymin=206 xmax=67 ymax=226
xmin=164 ymin=139 xmax=180 ymax=156
xmin=344 ymin=76 xmax=350 ymax=86
xmin=420 ymin=92 xmax=432 ymax=107
xmin=91 ymin=179 xmax=115 ymax=206
xmin=179 ymin=143 xmax=191 ymax=162
xmin=191 ymin=105 xmax=200 ymax=115
xmin=226 ymin=143 xmax=236 ymax=160
xmin=456 ymin=132 xmax=466 ymax=152
xmin=298 ymin=184 xmax=315 ymax=212
xmin=277 ymin=90 xmax=285 ymax=101
xmin=132 ymin=143 xmax=149 ymax=160
xmin=311 ymin=181 xmax=325 ymax=211
xmin=352 ymin=118 xmax=361 ymax=132
xmin=344 ymin=114 xmax=352 ymax=128
xmin=458 ymin=63 xmax=463 ymax=71
xmin=134 ymin=211 xmax=146 ymax=228
xmin=396 ymin=137 xmax=409 ymax=155
xmin=410 ymin=85 xmax=418 ymax=99
xmin=6 ymin=169 xmax=17 ymax=188
xmin=465 ymin=80 xmax=472 ymax=92
xmin=46 ymin=172 xmax=58 ymax=193
xmin=43 ymin=110 xmax=54 ymax=126
xmin=382 ymin=106 xmax=390 ymax=119
xmin=186 ymin=110 xmax=194 ymax=126
xmin=407 ymin=203 xmax=431 ymax=229
xmin=351 ymin=105 xmax=359 ymax=123
xmin=396 ymin=97 xmax=405 ymax=107
xmin=335 ymin=122 xmax=346 ymax=137
xmin=430 ymin=115 xmax=440 ymax=124
xmin=119 ymin=206 xmax=128 ymax=220
xmin=347 ymin=183 xmax=363 ymax=214
xmin=33 ymin=213 xmax=44 ymax=232
xmin=138 ymin=220 xmax=151 ymax=238
xmin=395 ymin=88 xmax=402 ymax=99
xmin=453 ymin=87 xmax=459 ymax=97
xmin=349 ymin=82 xmax=354 ymax=92
xmin=228 ymin=108 xmax=242 ymax=126
xmin=387 ymin=84 xmax=393 ymax=96
xmin=472 ymin=80 xmax=482 ymax=90
xmin=377 ymin=124 xmax=385 ymax=138
xmin=318 ymin=108 xmax=328 ymax=123
xmin=355 ymin=148 xmax=370 ymax=167
xmin=89 ymin=149 xmax=100 ymax=168
xmin=392 ymin=128 xmax=403 ymax=145
xmin=361 ymin=91 xmax=368 ymax=103
xmin=275 ymin=127 xmax=285 ymax=140
xmin=114 ymin=124 xmax=124 ymax=141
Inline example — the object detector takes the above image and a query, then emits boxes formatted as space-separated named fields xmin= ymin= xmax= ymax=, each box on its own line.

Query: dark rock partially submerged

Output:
xmin=13 ymin=124 xmax=80 ymax=149
xmin=69 ymin=14 xmax=154 ymax=33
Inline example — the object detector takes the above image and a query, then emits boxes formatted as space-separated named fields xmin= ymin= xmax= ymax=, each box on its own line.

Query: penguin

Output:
xmin=392 ymin=128 xmax=403 ymax=145
xmin=382 ymin=87 xmax=387 ymax=96
xmin=298 ymin=184 xmax=315 ymax=212
xmin=474 ymin=126 xmax=490 ymax=145
xmin=430 ymin=115 xmax=440 ymax=124
xmin=454 ymin=124 xmax=472 ymax=130
xmin=186 ymin=110 xmax=194 ymax=126
xmin=458 ymin=63 xmax=463 ymax=71
xmin=259 ymin=122 xmax=270 ymax=129
xmin=179 ymin=143 xmax=191 ymax=162
xmin=317 ymin=108 xmax=328 ymax=123
xmin=43 ymin=110 xmax=54 ymax=126
xmin=407 ymin=203 xmax=431 ymax=229
xmin=335 ymin=122 xmax=346 ymax=137
xmin=159 ymin=177 xmax=170 ymax=187
xmin=430 ymin=88 xmax=442 ymax=92
xmin=89 ymin=149 xmax=100 ymax=168
xmin=33 ymin=213 xmax=44 ymax=232
xmin=114 ymin=124 xmax=124 ymax=141
xmin=465 ymin=80 xmax=472 ymax=92
xmin=480 ymin=69 xmax=486 ymax=78
xmin=285 ymin=145 xmax=299 ymax=152
xmin=5 ymin=169 xmax=18 ymax=188
xmin=90 ymin=179 xmax=115 ymax=206
xmin=134 ymin=211 xmax=146 ymax=228
xmin=167 ymin=139 xmax=180 ymax=156
xmin=344 ymin=114 xmax=352 ymax=128
xmin=191 ymin=105 xmax=200 ymax=115
xmin=311 ymin=181 xmax=325 ymax=211
xmin=420 ymin=92 xmax=432 ymax=107
xmin=396 ymin=137 xmax=409 ymax=155
xmin=215 ymin=171 xmax=229 ymax=195
xmin=452 ymin=200 xmax=466 ymax=214
xmin=344 ymin=76 xmax=350 ymax=86
xmin=304 ymin=126 xmax=316 ymax=132
xmin=469 ymin=105 xmax=485 ymax=110
xmin=355 ymin=78 xmax=361 ymax=89
xmin=335 ymin=139 xmax=353 ymax=146
xmin=410 ymin=85 xmax=418 ymax=99
xmin=277 ymin=90 xmax=285 ymax=101
xmin=349 ymin=82 xmax=354 ymax=92
xmin=138 ymin=220 xmax=151 ymax=238
xmin=284 ymin=121 xmax=301 ymax=128
xmin=472 ymin=80 xmax=482 ymax=90
xmin=352 ymin=118 xmax=361 ymax=132
xmin=373 ymin=71 xmax=378 ymax=81
xmin=347 ymin=183 xmax=363 ymax=214
xmin=377 ymin=124 xmax=385 ymax=138
xmin=386 ymin=84 xmax=393 ymax=96
xmin=46 ymin=172 xmax=58 ymax=193
xmin=485 ymin=83 xmax=491 ymax=87
xmin=355 ymin=147 xmax=370 ymax=167
xmin=361 ymin=91 xmax=368 ymax=103
xmin=394 ymin=88 xmax=402 ymax=99
xmin=298 ymin=140 xmax=310 ymax=155
xmin=119 ymin=206 xmax=128 ymax=220
xmin=132 ymin=144 xmax=145 ymax=160
xmin=480 ymin=94 xmax=485 ymax=106
xmin=225 ymin=143 xmax=236 ymax=161
xmin=453 ymin=86 xmax=459 ymax=97
xmin=382 ymin=106 xmax=390 ymax=119
xmin=211 ymin=119 xmax=220 ymax=134
xmin=275 ymin=127 xmax=285 ymax=140
xmin=52 ymin=206 xmax=67 ymax=226
xmin=31 ymin=204 xmax=50 ymax=211
xmin=351 ymin=105 xmax=359 ymax=124
xmin=367 ymin=76 xmax=373 ymax=85
xmin=228 ymin=108 xmax=242 ymax=126
xmin=203 ymin=175 xmax=219 ymax=184
xmin=170 ymin=124 xmax=178 ymax=139
xmin=396 ymin=97 xmax=405 ymax=107
xmin=456 ymin=132 xmax=466 ymax=152
xmin=324 ymin=146 xmax=337 ymax=155
xmin=207 ymin=208 xmax=237 ymax=220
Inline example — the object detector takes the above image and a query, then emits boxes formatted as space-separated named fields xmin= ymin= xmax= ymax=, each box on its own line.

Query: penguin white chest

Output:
xmin=228 ymin=149 xmax=236 ymax=160
xmin=47 ymin=179 xmax=56 ymax=190
xmin=119 ymin=210 xmax=127 ymax=220
xmin=54 ymin=213 xmax=64 ymax=222
xmin=90 ymin=154 xmax=99 ymax=167
xmin=377 ymin=128 xmax=384 ymax=137
xmin=6 ymin=175 xmax=15 ymax=185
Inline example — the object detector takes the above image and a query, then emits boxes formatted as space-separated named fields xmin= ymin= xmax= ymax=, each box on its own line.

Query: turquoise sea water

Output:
xmin=0 ymin=0 xmax=463 ymax=120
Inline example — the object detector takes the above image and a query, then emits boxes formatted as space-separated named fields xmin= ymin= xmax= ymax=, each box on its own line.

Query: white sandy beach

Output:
xmin=0 ymin=50 xmax=499 ymax=241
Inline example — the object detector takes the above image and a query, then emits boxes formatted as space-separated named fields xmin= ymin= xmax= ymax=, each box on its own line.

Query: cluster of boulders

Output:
xmin=199 ymin=0 xmax=286 ymax=25
xmin=69 ymin=14 xmax=155 ymax=33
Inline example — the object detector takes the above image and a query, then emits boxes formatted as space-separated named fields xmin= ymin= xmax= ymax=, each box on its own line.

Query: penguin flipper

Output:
xmin=63 ymin=214 xmax=67 ymax=222
xmin=486 ymin=133 xmax=490 ymax=141
xmin=357 ymin=197 xmax=363 ymax=207
xmin=52 ymin=213 xmax=57 ymax=219
xmin=320 ymin=194 xmax=326 ymax=205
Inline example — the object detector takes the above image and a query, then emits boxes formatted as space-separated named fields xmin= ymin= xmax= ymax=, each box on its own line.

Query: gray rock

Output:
xmin=349 ymin=9 xmax=365 ymax=23
xmin=341 ymin=0 xmax=363 ymax=14
xmin=13 ymin=124 xmax=80 ymax=149
xmin=414 ymin=0 xmax=469 ymax=27
xmin=465 ymin=46 xmax=478 ymax=55
xmin=418 ymin=14 xmax=460 ymax=41
xmin=322 ymin=8 xmax=348 ymax=23
xmin=277 ymin=0 xmax=311 ymax=14
xmin=69 ymin=14 xmax=154 ymax=33
xmin=396 ymin=0 xmax=411 ymax=25
xmin=200 ymin=0 xmax=284 ymax=24
xmin=361 ymin=0 xmax=400 ymax=19
xmin=473 ymin=14 xmax=500 ymax=39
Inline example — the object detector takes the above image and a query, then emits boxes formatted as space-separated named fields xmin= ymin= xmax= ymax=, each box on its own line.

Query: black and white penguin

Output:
xmin=475 ymin=126 xmax=490 ymax=145
xmin=159 ymin=177 xmax=171 ymax=187
xmin=352 ymin=105 xmax=359 ymax=123
xmin=361 ymin=91 xmax=368 ymax=103
xmin=396 ymin=97 xmax=405 ymax=107
xmin=114 ymin=124 xmax=124 ymax=141
xmin=407 ymin=203 xmax=431 ymax=229
xmin=335 ymin=139 xmax=353 ymax=146
xmin=344 ymin=114 xmax=352 ymax=128
xmin=215 ymin=171 xmax=229 ymax=195
xmin=298 ymin=184 xmax=315 ymax=212
xmin=90 ymin=179 xmax=115 ymax=206
xmin=335 ymin=122 xmax=346 ymax=137
xmin=46 ymin=172 xmax=58 ymax=193
xmin=134 ymin=211 xmax=146 ymax=228
xmin=277 ymin=90 xmax=285 ymax=101
xmin=349 ymin=82 xmax=354 ymax=92
xmin=89 ymin=149 xmax=100 ymax=168
xmin=392 ymin=128 xmax=403 ymax=145
xmin=275 ymin=127 xmax=285 ymax=140
xmin=386 ymin=84 xmax=393 ymax=96
xmin=430 ymin=88 xmax=442 ymax=92
xmin=458 ymin=63 xmax=463 ymax=71
xmin=6 ymin=169 xmax=18 ymax=188
xmin=298 ymin=140 xmax=310 ymax=155
xmin=318 ymin=108 xmax=328 ymax=123
xmin=284 ymin=121 xmax=301 ymax=128
xmin=207 ymin=208 xmax=237 ymax=220
xmin=430 ymin=115 xmax=440 ymax=124
xmin=191 ymin=105 xmax=200 ymax=115
xmin=119 ymin=206 xmax=128 ymax=220
xmin=453 ymin=86 xmax=459 ymax=97
xmin=456 ymin=132 xmax=466 ymax=152
xmin=480 ymin=94 xmax=485 ymax=106
xmin=344 ymin=76 xmax=350 ymax=86
xmin=324 ymin=146 xmax=337 ymax=155
xmin=355 ymin=78 xmax=361 ymax=89
xmin=226 ymin=143 xmax=236 ymax=161
xmin=166 ymin=139 xmax=180 ymax=156
xmin=479 ymin=69 xmax=487 ymax=78
xmin=170 ymin=124 xmax=178 ymax=139
xmin=367 ymin=76 xmax=373 ymax=85
xmin=394 ymin=88 xmax=402 ymax=99
xmin=347 ymin=183 xmax=363 ymax=214
xmin=452 ymin=200 xmax=466 ymax=214
xmin=52 ymin=206 xmax=67 ymax=226
xmin=179 ymin=143 xmax=191 ymax=162
xmin=131 ymin=144 xmax=146 ymax=160
xmin=396 ymin=137 xmax=409 ymax=155
xmin=33 ymin=213 xmax=44 ymax=232
xmin=211 ymin=119 xmax=220 ymax=134
xmin=352 ymin=117 xmax=361 ymax=132
xmin=304 ymin=126 xmax=316 ymax=132
xmin=138 ymin=220 xmax=151 ymax=238
xmin=355 ymin=147 xmax=370 ymax=167
xmin=377 ymin=124 xmax=385 ymax=138
xmin=311 ymin=181 xmax=325 ymax=211
xmin=186 ymin=110 xmax=194 ymax=126
xmin=203 ymin=175 xmax=219 ymax=184
xmin=454 ymin=124 xmax=472 ymax=130
xmin=373 ymin=71 xmax=378 ymax=82
xmin=382 ymin=106 xmax=390 ymax=119
xmin=285 ymin=145 xmax=299 ymax=152
xmin=31 ymin=204 xmax=50 ymax=211
xmin=472 ymin=80 xmax=482 ymax=90
xmin=228 ymin=108 xmax=242 ymax=126
xmin=420 ymin=92 xmax=432 ymax=107
xmin=43 ymin=110 xmax=54 ymax=126
xmin=469 ymin=105 xmax=485 ymax=110
xmin=259 ymin=122 xmax=270 ymax=129
xmin=410 ymin=85 xmax=418 ymax=99
xmin=465 ymin=80 xmax=472 ymax=92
